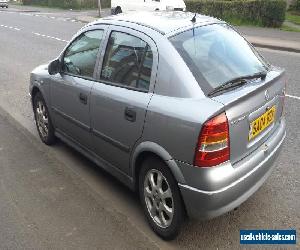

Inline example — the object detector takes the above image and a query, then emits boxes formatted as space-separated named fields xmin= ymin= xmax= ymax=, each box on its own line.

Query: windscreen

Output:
xmin=169 ymin=24 xmax=269 ymax=95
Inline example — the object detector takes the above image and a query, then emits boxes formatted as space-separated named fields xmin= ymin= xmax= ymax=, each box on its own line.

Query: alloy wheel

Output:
xmin=144 ymin=169 xmax=174 ymax=228
xmin=35 ymin=101 xmax=49 ymax=139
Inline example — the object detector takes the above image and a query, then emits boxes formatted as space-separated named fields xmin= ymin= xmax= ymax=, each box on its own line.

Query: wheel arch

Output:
xmin=30 ymin=78 xmax=51 ymax=110
xmin=31 ymin=86 xmax=40 ymax=102
xmin=131 ymin=141 xmax=186 ymax=191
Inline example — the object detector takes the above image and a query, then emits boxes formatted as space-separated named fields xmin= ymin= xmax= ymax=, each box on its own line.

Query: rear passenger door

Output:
xmin=90 ymin=26 xmax=158 ymax=174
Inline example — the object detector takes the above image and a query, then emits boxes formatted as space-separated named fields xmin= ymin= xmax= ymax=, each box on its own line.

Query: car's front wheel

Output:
xmin=139 ymin=157 xmax=184 ymax=240
xmin=114 ymin=6 xmax=122 ymax=15
xmin=33 ymin=92 xmax=56 ymax=145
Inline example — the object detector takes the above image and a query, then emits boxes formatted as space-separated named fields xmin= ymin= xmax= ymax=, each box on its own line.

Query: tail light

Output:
xmin=194 ymin=113 xmax=230 ymax=167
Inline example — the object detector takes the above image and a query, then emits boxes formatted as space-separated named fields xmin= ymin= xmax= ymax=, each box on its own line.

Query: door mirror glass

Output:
xmin=48 ymin=59 xmax=61 ymax=75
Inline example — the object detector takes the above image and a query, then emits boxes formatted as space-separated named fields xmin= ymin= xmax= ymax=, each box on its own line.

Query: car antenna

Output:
xmin=191 ymin=13 xmax=197 ymax=23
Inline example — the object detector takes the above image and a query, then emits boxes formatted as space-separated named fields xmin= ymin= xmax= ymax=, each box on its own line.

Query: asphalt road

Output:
xmin=0 ymin=7 xmax=299 ymax=249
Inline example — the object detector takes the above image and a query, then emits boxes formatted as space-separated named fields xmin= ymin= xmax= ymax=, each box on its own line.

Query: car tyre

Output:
xmin=33 ymin=92 xmax=56 ymax=145
xmin=115 ymin=6 xmax=122 ymax=15
xmin=139 ymin=157 xmax=184 ymax=240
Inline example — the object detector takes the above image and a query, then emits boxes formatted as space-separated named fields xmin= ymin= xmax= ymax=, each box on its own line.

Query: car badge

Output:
xmin=265 ymin=90 xmax=270 ymax=101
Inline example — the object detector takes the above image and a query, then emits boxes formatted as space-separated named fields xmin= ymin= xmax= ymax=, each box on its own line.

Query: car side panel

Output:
xmin=30 ymin=65 xmax=53 ymax=115
xmin=142 ymin=95 xmax=224 ymax=165
xmin=90 ymin=25 xmax=159 ymax=175
xmin=50 ymin=75 xmax=94 ymax=149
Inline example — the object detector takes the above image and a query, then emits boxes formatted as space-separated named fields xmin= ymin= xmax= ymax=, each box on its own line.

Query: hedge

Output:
xmin=296 ymin=0 xmax=300 ymax=10
xmin=185 ymin=0 xmax=287 ymax=27
xmin=22 ymin=0 xmax=111 ymax=9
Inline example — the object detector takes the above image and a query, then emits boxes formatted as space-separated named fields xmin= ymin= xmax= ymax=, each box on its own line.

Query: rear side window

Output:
xmin=101 ymin=31 xmax=153 ymax=91
xmin=169 ymin=24 xmax=269 ymax=95
xmin=63 ymin=30 xmax=104 ymax=78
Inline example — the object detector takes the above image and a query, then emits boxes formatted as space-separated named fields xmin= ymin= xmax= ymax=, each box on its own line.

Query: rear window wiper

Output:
xmin=208 ymin=71 xmax=268 ymax=97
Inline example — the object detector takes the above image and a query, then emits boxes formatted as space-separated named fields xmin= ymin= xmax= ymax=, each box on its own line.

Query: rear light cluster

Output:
xmin=194 ymin=113 xmax=230 ymax=167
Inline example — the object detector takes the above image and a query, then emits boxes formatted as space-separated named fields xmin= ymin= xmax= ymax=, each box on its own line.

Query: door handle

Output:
xmin=79 ymin=93 xmax=88 ymax=105
xmin=125 ymin=107 xmax=136 ymax=122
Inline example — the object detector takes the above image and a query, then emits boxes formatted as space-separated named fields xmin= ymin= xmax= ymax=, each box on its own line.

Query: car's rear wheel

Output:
xmin=139 ymin=157 xmax=184 ymax=240
xmin=33 ymin=92 xmax=56 ymax=145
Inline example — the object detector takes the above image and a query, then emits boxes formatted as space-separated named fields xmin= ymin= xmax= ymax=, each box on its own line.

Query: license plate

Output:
xmin=249 ymin=106 xmax=276 ymax=141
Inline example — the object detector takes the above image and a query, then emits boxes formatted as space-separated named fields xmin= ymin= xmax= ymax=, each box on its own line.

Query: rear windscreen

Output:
xmin=169 ymin=24 xmax=269 ymax=95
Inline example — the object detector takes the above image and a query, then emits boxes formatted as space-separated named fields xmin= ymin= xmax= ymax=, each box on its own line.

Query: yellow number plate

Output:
xmin=249 ymin=106 xmax=276 ymax=141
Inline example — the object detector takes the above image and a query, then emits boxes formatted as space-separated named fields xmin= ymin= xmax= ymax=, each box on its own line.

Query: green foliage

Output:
xmin=296 ymin=0 xmax=300 ymax=10
xmin=286 ymin=11 xmax=300 ymax=25
xmin=185 ymin=0 xmax=287 ymax=27
xmin=22 ymin=0 xmax=111 ymax=9
xmin=261 ymin=0 xmax=286 ymax=27
xmin=280 ymin=24 xmax=300 ymax=32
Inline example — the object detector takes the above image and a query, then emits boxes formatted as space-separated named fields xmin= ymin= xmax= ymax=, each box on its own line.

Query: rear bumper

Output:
xmin=178 ymin=118 xmax=286 ymax=219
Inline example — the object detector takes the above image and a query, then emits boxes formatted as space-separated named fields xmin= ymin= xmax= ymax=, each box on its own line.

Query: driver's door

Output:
xmin=50 ymin=27 xmax=106 ymax=150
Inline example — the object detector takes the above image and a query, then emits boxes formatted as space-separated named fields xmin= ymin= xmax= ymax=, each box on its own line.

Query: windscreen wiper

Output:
xmin=208 ymin=71 xmax=268 ymax=97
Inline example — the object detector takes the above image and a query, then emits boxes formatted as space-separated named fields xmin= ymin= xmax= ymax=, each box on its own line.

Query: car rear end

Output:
xmin=168 ymin=22 xmax=286 ymax=219
xmin=177 ymin=73 xmax=286 ymax=219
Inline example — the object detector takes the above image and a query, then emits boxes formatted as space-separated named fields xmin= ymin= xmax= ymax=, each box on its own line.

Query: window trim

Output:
xmin=60 ymin=27 xmax=107 ymax=81
xmin=94 ymin=25 xmax=159 ymax=94
xmin=94 ymin=78 xmax=148 ymax=93
xmin=168 ymin=23 xmax=270 ymax=95
xmin=99 ymin=30 xmax=152 ymax=92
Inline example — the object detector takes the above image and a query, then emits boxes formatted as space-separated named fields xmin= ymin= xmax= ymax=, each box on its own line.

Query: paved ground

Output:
xmin=7 ymin=4 xmax=300 ymax=52
xmin=0 ymin=3 xmax=111 ymax=19
xmin=238 ymin=26 xmax=300 ymax=43
xmin=0 ymin=110 xmax=157 ymax=250
xmin=0 ymin=6 xmax=299 ymax=249
xmin=237 ymin=26 xmax=300 ymax=53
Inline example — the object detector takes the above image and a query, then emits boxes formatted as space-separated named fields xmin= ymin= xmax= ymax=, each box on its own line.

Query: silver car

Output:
xmin=0 ymin=0 xmax=8 ymax=8
xmin=30 ymin=12 xmax=286 ymax=239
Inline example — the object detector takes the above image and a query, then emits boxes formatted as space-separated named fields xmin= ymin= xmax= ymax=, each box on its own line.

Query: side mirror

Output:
xmin=48 ymin=59 xmax=61 ymax=75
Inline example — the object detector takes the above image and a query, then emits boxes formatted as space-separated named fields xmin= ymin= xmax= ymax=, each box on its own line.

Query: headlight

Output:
xmin=166 ymin=6 xmax=174 ymax=11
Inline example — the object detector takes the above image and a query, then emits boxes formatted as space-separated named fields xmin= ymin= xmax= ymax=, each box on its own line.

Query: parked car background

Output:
xmin=0 ymin=0 xmax=9 ymax=8
xmin=111 ymin=0 xmax=186 ymax=14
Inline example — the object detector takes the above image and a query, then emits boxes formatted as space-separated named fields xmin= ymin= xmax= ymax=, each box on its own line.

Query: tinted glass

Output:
xmin=63 ymin=30 xmax=104 ymax=78
xmin=101 ymin=31 xmax=153 ymax=91
xmin=170 ymin=24 xmax=269 ymax=94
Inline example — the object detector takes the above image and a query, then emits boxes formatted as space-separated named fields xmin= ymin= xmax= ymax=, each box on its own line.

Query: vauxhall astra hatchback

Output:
xmin=30 ymin=12 xmax=286 ymax=239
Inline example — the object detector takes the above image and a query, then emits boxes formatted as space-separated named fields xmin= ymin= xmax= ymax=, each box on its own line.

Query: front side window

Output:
xmin=63 ymin=30 xmax=104 ymax=78
xmin=170 ymin=24 xmax=269 ymax=95
xmin=101 ymin=31 xmax=153 ymax=91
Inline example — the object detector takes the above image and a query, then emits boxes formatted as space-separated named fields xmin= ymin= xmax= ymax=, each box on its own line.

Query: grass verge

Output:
xmin=286 ymin=11 xmax=300 ymax=25
xmin=280 ymin=24 xmax=300 ymax=32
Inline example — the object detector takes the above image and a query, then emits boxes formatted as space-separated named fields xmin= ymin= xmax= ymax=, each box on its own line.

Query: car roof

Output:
xmin=93 ymin=11 xmax=221 ymax=35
